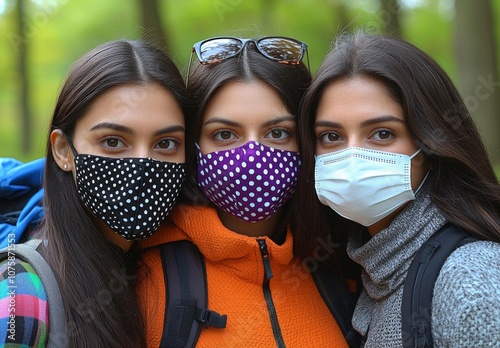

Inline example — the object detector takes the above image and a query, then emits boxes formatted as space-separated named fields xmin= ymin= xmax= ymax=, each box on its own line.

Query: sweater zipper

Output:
xmin=257 ymin=239 xmax=286 ymax=348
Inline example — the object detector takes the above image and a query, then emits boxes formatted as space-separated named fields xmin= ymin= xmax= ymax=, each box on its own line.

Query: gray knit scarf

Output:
xmin=347 ymin=183 xmax=447 ymax=347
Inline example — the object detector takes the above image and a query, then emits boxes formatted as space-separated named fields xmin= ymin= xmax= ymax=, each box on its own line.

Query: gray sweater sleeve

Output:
xmin=432 ymin=241 xmax=500 ymax=348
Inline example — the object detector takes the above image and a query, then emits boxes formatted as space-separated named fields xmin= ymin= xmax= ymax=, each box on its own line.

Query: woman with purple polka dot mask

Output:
xmin=137 ymin=37 xmax=352 ymax=347
xmin=195 ymin=80 xmax=302 ymax=226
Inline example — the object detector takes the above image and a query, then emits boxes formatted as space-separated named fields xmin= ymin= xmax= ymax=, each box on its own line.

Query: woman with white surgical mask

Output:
xmin=297 ymin=32 xmax=500 ymax=347
xmin=314 ymin=76 xmax=429 ymax=234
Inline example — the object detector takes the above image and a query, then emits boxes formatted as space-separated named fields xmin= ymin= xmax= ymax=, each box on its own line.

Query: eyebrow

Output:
xmin=314 ymin=120 xmax=342 ymax=128
xmin=90 ymin=122 xmax=133 ymax=133
xmin=203 ymin=117 xmax=240 ymax=127
xmin=262 ymin=115 xmax=296 ymax=128
xmin=314 ymin=115 xmax=404 ymax=128
xmin=154 ymin=125 xmax=185 ymax=136
xmin=203 ymin=115 xmax=296 ymax=128
xmin=360 ymin=115 xmax=405 ymax=127
xmin=90 ymin=122 xmax=185 ymax=135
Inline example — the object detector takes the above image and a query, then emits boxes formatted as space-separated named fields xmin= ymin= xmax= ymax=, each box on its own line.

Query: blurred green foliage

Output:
xmin=0 ymin=0 xmax=499 ymax=164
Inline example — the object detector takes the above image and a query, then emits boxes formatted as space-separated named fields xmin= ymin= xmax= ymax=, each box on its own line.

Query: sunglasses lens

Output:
xmin=199 ymin=38 xmax=243 ymax=63
xmin=257 ymin=38 xmax=304 ymax=63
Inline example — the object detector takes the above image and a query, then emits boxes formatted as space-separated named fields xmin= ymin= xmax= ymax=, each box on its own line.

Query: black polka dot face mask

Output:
xmin=73 ymin=154 xmax=185 ymax=240
xmin=197 ymin=141 xmax=302 ymax=223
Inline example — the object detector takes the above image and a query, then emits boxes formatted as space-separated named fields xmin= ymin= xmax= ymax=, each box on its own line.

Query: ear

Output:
xmin=51 ymin=129 xmax=73 ymax=171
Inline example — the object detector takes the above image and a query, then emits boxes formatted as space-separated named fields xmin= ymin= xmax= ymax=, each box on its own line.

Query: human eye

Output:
xmin=371 ymin=129 xmax=396 ymax=141
xmin=101 ymin=137 xmax=126 ymax=149
xmin=318 ymin=131 xmax=343 ymax=143
xmin=212 ymin=129 xmax=237 ymax=141
xmin=156 ymin=138 xmax=179 ymax=150
xmin=265 ymin=127 xmax=290 ymax=140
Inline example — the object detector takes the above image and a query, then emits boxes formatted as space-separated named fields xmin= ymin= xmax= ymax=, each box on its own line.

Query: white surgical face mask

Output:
xmin=315 ymin=147 xmax=425 ymax=226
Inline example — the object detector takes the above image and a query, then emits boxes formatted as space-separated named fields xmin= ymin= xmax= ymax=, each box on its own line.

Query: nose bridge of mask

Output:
xmin=316 ymin=147 xmax=411 ymax=181
xmin=350 ymin=147 xmax=409 ymax=165
xmin=197 ymin=140 xmax=260 ymax=156
xmin=353 ymin=148 xmax=415 ymax=184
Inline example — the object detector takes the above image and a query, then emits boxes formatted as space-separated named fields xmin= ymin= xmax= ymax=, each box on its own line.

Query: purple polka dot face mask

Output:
xmin=197 ymin=141 xmax=302 ymax=223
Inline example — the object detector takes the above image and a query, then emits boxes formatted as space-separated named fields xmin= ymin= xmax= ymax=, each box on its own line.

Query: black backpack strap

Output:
xmin=312 ymin=263 xmax=361 ymax=348
xmin=401 ymin=223 xmax=477 ymax=348
xmin=160 ymin=240 xmax=227 ymax=348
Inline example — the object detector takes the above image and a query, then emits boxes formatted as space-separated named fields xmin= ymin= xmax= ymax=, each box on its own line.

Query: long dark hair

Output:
xmin=298 ymin=32 xmax=500 ymax=249
xmin=42 ymin=39 xmax=191 ymax=347
xmin=183 ymin=43 xmax=316 ymax=257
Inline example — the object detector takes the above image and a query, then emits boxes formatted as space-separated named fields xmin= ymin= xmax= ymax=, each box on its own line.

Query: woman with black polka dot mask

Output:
xmin=137 ymin=37 xmax=352 ymax=347
xmin=0 ymin=40 xmax=191 ymax=347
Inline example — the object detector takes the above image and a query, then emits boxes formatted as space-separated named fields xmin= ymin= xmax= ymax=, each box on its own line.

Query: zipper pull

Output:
xmin=257 ymin=239 xmax=273 ymax=280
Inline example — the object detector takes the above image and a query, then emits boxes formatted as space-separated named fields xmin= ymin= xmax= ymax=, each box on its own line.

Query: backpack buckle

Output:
xmin=196 ymin=308 xmax=227 ymax=328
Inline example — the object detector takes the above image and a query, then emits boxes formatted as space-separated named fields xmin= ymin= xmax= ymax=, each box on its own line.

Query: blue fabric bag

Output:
xmin=0 ymin=158 xmax=45 ymax=248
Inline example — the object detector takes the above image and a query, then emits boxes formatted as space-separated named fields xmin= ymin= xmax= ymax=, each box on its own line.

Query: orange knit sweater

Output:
xmin=137 ymin=205 xmax=348 ymax=347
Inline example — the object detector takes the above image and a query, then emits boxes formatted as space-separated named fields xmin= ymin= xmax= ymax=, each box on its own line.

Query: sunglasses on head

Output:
xmin=186 ymin=36 xmax=309 ymax=84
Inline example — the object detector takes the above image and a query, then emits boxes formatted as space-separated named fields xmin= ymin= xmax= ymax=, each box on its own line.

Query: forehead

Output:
xmin=202 ymin=80 xmax=291 ymax=124
xmin=316 ymin=76 xmax=403 ymax=123
xmin=77 ymin=83 xmax=184 ymax=130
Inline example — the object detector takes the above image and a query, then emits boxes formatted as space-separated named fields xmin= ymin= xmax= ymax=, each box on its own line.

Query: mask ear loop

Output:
xmin=410 ymin=149 xmax=430 ymax=195
xmin=409 ymin=148 xmax=421 ymax=159
xmin=65 ymin=136 xmax=79 ymax=156
xmin=61 ymin=132 xmax=79 ymax=157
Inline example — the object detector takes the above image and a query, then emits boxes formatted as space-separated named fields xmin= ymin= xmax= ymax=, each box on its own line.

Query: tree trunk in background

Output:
xmin=455 ymin=0 xmax=500 ymax=165
xmin=379 ymin=0 xmax=401 ymax=36
xmin=138 ymin=0 xmax=168 ymax=51
xmin=16 ymin=0 xmax=31 ymax=155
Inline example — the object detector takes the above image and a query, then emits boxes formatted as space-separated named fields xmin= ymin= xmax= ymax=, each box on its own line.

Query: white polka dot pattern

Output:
xmin=74 ymin=155 xmax=185 ymax=240
xmin=197 ymin=141 xmax=302 ymax=223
